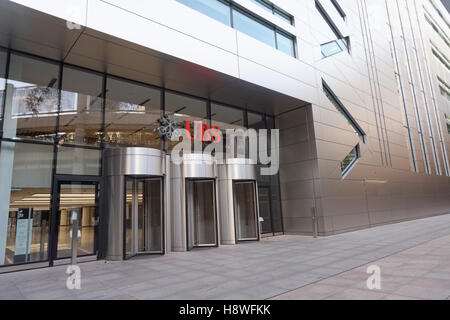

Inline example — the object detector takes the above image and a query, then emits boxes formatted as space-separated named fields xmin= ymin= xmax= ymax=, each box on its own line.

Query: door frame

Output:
xmin=185 ymin=178 xmax=219 ymax=251
xmin=232 ymin=180 xmax=260 ymax=243
xmin=122 ymin=175 xmax=165 ymax=260
xmin=48 ymin=175 xmax=102 ymax=267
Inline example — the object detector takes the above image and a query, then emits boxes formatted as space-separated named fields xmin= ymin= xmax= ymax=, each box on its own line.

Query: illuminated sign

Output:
xmin=184 ymin=121 xmax=222 ymax=143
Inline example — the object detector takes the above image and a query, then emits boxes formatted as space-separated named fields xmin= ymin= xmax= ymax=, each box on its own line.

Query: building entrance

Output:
xmin=233 ymin=181 xmax=259 ymax=241
xmin=186 ymin=179 xmax=218 ymax=250
xmin=125 ymin=177 xmax=164 ymax=258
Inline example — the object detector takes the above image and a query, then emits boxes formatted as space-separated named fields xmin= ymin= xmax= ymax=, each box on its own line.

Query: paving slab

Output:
xmin=0 ymin=214 xmax=450 ymax=300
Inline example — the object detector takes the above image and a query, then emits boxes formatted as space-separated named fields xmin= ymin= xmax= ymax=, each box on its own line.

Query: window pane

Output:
xmin=247 ymin=112 xmax=264 ymax=129
xmin=321 ymin=40 xmax=343 ymax=58
xmin=57 ymin=146 xmax=101 ymax=176
xmin=59 ymin=66 xmax=103 ymax=146
xmin=165 ymin=91 xmax=207 ymax=122
xmin=0 ymin=142 xmax=53 ymax=266
xmin=211 ymin=103 xmax=244 ymax=130
xmin=4 ymin=54 xmax=59 ymax=142
xmin=165 ymin=92 xmax=208 ymax=150
xmin=0 ymin=49 xmax=7 ymax=120
xmin=274 ymin=10 xmax=291 ymax=24
xmin=276 ymin=31 xmax=295 ymax=56
xmin=341 ymin=145 xmax=359 ymax=174
xmin=177 ymin=0 xmax=231 ymax=26
xmin=232 ymin=9 xmax=276 ymax=48
xmin=105 ymin=77 xmax=162 ymax=148
xmin=251 ymin=0 xmax=272 ymax=13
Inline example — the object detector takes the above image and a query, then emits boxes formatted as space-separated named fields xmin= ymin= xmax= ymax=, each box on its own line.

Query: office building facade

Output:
xmin=0 ymin=0 xmax=449 ymax=272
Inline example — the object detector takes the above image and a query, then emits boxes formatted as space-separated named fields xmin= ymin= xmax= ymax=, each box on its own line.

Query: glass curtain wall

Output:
xmin=105 ymin=77 xmax=162 ymax=149
xmin=165 ymin=91 xmax=208 ymax=151
xmin=0 ymin=142 xmax=53 ymax=266
xmin=3 ymin=53 xmax=60 ymax=142
xmin=0 ymin=48 xmax=284 ymax=268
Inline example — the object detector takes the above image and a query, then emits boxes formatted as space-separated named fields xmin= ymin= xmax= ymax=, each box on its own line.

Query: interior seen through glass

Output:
xmin=234 ymin=181 xmax=258 ymax=240
xmin=125 ymin=178 xmax=163 ymax=258
xmin=186 ymin=180 xmax=217 ymax=249
xmin=56 ymin=183 xmax=97 ymax=259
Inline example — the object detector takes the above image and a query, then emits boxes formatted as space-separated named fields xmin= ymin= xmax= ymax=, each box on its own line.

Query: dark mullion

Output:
xmin=230 ymin=4 xmax=234 ymax=28
xmin=0 ymin=49 xmax=11 ymax=139
xmin=100 ymin=73 xmax=107 ymax=149
xmin=48 ymin=61 xmax=64 ymax=266
xmin=207 ymin=99 xmax=212 ymax=127
xmin=161 ymin=87 xmax=167 ymax=152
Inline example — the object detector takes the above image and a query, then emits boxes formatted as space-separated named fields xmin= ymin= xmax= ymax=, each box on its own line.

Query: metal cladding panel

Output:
xmin=105 ymin=148 xmax=165 ymax=177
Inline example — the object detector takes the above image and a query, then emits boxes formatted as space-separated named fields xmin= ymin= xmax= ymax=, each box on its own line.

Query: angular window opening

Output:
xmin=341 ymin=144 xmax=360 ymax=177
xmin=322 ymin=80 xmax=366 ymax=143
xmin=321 ymin=37 xmax=349 ymax=58
xmin=316 ymin=0 xmax=349 ymax=58
xmin=330 ymin=0 xmax=346 ymax=20
xmin=437 ymin=76 xmax=450 ymax=101
xmin=446 ymin=114 xmax=450 ymax=134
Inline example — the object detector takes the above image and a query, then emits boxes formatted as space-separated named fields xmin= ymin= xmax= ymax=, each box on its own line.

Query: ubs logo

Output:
xmin=157 ymin=115 xmax=222 ymax=143
xmin=156 ymin=114 xmax=185 ymax=140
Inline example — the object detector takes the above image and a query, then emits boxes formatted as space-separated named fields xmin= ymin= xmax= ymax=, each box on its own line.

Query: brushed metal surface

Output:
xmin=217 ymin=158 xmax=259 ymax=245
xmin=104 ymin=148 xmax=165 ymax=260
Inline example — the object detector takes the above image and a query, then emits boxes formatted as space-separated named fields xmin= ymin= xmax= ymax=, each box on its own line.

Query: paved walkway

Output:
xmin=1 ymin=214 xmax=450 ymax=300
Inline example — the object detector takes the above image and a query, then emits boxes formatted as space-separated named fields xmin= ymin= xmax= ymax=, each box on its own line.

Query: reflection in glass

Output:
xmin=341 ymin=145 xmax=359 ymax=175
xmin=177 ymin=0 xmax=231 ymax=26
xmin=233 ymin=9 xmax=276 ymax=47
xmin=59 ymin=66 xmax=103 ymax=146
xmin=105 ymin=77 xmax=162 ymax=148
xmin=211 ymin=103 xmax=244 ymax=130
xmin=56 ymin=146 xmax=101 ymax=176
xmin=125 ymin=180 xmax=134 ymax=257
xmin=258 ymin=187 xmax=272 ymax=234
xmin=247 ymin=112 xmax=265 ymax=129
xmin=165 ymin=92 xmax=208 ymax=150
xmin=186 ymin=180 xmax=217 ymax=249
xmin=321 ymin=38 xmax=348 ymax=58
xmin=3 ymin=54 xmax=60 ymax=142
xmin=125 ymin=179 xmax=163 ymax=258
xmin=234 ymin=181 xmax=258 ymax=241
xmin=0 ymin=142 xmax=53 ymax=266
xmin=211 ymin=103 xmax=245 ymax=156
xmin=277 ymin=31 xmax=295 ymax=57
xmin=0 ymin=49 xmax=7 ymax=119
xmin=56 ymin=183 xmax=98 ymax=259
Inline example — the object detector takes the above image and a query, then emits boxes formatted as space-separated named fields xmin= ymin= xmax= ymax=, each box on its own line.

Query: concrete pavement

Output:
xmin=1 ymin=214 xmax=450 ymax=300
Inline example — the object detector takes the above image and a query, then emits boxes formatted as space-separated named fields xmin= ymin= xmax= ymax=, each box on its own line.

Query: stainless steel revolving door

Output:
xmin=104 ymin=148 xmax=167 ymax=261
xmin=233 ymin=181 xmax=259 ymax=241
xmin=186 ymin=179 xmax=218 ymax=250
xmin=125 ymin=177 xmax=164 ymax=259
xmin=218 ymin=159 xmax=260 ymax=245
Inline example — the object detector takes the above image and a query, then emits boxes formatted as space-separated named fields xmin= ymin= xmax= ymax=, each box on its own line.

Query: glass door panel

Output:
xmin=125 ymin=177 xmax=163 ymax=258
xmin=56 ymin=183 xmax=98 ymax=259
xmin=258 ymin=186 xmax=273 ymax=235
xmin=186 ymin=180 xmax=217 ymax=250
xmin=234 ymin=181 xmax=259 ymax=241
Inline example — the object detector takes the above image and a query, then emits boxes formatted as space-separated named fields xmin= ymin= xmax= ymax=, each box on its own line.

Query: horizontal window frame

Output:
xmin=177 ymin=0 xmax=296 ymax=57
xmin=251 ymin=0 xmax=294 ymax=25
